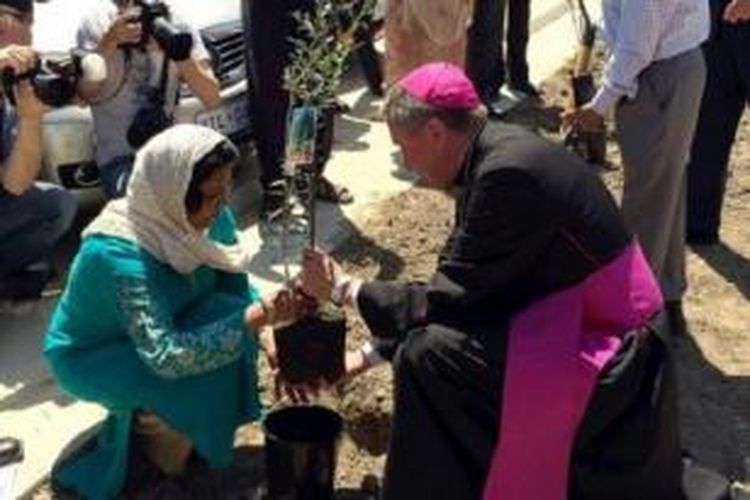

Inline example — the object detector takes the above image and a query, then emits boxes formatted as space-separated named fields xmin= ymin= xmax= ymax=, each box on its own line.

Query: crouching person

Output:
xmin=44 ymin=125 xmax=314 ymax=499
xmin=301 ymin=64 xmax=683 ymax=500
xmin=0 ymin=0 xmax=77 ymax=307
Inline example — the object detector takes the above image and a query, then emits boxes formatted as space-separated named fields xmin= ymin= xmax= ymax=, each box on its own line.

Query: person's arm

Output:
xmin=175 ymin=17 xmax=220 ymax=110
xmin=177 ymin=58 xmax=221 ymax=110
xmin=425 ymin=169 xmax=558 ymax=322
xmin=1 ymin=82 xmax=45 ymax=195
xmin=301 ymin=170 xmax=557 ymax=360
xmin=116 ymin=273 xmax=250 ymax=380
xmin=724 ymin=0 xmax=750 ymax=22
xmin=77 ymin=8 xmax=141 ymax=103
xmin=589 ymin=0 xmax=679 ymax=116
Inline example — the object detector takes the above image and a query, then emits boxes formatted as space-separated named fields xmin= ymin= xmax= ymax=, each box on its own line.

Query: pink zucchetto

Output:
xmin=398 ymin=62 xmax=481 ymax=110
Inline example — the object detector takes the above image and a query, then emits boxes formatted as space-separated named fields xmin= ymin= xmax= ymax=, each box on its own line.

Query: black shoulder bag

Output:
xmin=126 ymin=55 xmax=173 ymax=149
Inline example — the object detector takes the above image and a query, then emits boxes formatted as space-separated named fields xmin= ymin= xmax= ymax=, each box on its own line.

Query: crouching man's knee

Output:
xmin=393 ymin=324 xmax=460 ymax=379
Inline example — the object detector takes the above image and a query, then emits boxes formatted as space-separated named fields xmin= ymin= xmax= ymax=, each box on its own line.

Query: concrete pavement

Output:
xmin=0 ymin=0 xmax=589 ymax=496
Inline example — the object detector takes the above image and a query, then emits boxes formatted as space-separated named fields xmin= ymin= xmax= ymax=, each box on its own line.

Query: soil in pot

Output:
xmin=273 ymin=306 xmax=347 ymax=385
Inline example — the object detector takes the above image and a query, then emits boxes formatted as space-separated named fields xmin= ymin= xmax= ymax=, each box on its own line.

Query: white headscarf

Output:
xmin=83 ymin=124 xmax=253 ymax=275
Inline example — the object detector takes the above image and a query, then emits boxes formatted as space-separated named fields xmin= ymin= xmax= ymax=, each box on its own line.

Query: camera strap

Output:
xmin=154 ymin=53 xmax=176 ymax=116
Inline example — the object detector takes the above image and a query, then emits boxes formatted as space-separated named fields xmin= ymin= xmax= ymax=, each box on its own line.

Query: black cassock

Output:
xmin=355 ymin=122 xmax=682 ymax=500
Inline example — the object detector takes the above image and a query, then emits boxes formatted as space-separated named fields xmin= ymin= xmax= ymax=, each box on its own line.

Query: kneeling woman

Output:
xmin=44 ymin=125 xmax=310 ymax=498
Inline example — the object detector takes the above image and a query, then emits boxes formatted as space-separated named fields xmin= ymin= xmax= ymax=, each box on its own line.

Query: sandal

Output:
xmin=316 ymin=177 xmax=354 ymax=204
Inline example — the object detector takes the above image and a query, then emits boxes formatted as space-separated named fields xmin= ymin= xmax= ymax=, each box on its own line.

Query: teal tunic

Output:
xmin=44 ymin=208 xmax=262 ymax=499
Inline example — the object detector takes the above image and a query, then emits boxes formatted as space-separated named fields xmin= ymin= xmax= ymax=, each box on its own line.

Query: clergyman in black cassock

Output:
xmin=300 ymin=63 xmax=682 ymax=500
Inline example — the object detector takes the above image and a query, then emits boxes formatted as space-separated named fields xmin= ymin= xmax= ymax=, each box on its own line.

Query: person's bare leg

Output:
xmin=134 ymin=412 xmax=193 ymax=476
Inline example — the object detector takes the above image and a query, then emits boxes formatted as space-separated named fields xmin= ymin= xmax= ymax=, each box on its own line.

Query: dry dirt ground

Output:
xmin=32 ymin=55 xmax=750 ymax=498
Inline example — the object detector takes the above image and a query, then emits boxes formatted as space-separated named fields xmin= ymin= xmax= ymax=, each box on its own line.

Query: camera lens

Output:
xmin=152 ymin=17 xmax=192 ymax=61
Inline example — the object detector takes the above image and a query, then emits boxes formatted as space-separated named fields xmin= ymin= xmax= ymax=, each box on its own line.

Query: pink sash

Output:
xmin=482 ymin=242 xmax=662 ymax=500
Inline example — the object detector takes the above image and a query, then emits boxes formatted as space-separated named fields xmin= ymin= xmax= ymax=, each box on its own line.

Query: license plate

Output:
xmin=196 ymin=97 xmax=250 ymax=137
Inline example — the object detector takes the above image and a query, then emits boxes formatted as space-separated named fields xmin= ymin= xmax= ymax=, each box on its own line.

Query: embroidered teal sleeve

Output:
xmin=115 ymin=275 xmax=247 ymax=379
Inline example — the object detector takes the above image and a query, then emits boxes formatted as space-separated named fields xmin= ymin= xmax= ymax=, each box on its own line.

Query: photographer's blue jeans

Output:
xmin=0 ymin=182 xmax=77 ymax=279
xmin=99 ymin=155 xmax=135 ymax=199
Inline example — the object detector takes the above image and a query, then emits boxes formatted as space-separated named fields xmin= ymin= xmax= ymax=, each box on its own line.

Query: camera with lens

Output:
xmin=126 ymin=0 xmax=193 ymax=61
xmin=1 ymin=50 xmax=106 ymax=108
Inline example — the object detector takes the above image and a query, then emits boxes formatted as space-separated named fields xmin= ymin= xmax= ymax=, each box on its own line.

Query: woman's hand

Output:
xmin=244 ymin=288 xmax=317 ymax=331
xmin=268 ymin=288 xmax=318 ymax=325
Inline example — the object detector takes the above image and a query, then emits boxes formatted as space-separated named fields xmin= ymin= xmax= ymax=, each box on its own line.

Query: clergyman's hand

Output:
xmin=344 ymin=349 xmax=372 ymax=380
xmin=300 ymin=247 xmax=338 ymax=302
xmin=724 ymin=0 xmax=750 ymax=22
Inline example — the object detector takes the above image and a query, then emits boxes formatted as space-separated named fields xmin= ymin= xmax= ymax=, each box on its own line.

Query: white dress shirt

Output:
xmin=591 ymin=0 xmax=710 ymax=115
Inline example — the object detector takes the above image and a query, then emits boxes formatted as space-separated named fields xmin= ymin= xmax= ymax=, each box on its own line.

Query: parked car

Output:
xmin=32 ymin=0 xmax=252 ymax=202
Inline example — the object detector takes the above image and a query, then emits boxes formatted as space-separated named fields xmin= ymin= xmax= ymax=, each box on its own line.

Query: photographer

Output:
xmin=0 ymin=0 xmax=77 ymax=308
xmin=77 ymin=0 xmax=220 ymax=199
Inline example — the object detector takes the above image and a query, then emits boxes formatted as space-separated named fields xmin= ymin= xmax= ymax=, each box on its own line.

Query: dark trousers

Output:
xmin=501 ymin=0 xmax=532 ymax=86
xmin=466 ymin=0 xmax=531 ymax=102
xmin=687 ymin=0 xmax=750 ymax=240
xmin=467 ymin=0 xmax=505 ymax=102
xmin=382 ymin=324 xmax=682 ymax=499
xmin=0 ymin=182 xmax=77 ymax=299
xmin=242 ymin=0 xmax=314 ymax=189
xmin=0 ymin=182 xmax=76 ymax=278
xmin=383 ymin=323 xmax=504 ymax=500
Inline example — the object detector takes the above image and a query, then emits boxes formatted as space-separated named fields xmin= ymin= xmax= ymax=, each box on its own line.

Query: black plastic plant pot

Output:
xmin=273 ymin=308 xmax=346 ymax=385
xmin=264 ymin=405 xmax=343 ymax=500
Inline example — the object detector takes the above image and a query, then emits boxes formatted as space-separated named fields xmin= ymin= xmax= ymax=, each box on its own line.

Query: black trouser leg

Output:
xmin=243 ymin=0 xmax=314 ymax=189
xmin=570 ymin=330 xmax=683 ymax=500
xmin=382 ymin=325 xmax=505 ymax=500
xmin=506 ymin=0 xmax=531 ymax=86
xmin=687 ymin=5 xmax=750 ymax=240
xmin=356 ymin=35 xmax=384 ymax=97
xmin=357 ymin=42 xmax=383 ymax=96
xmin=466 ymin=0 xmax=505 ymax=103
